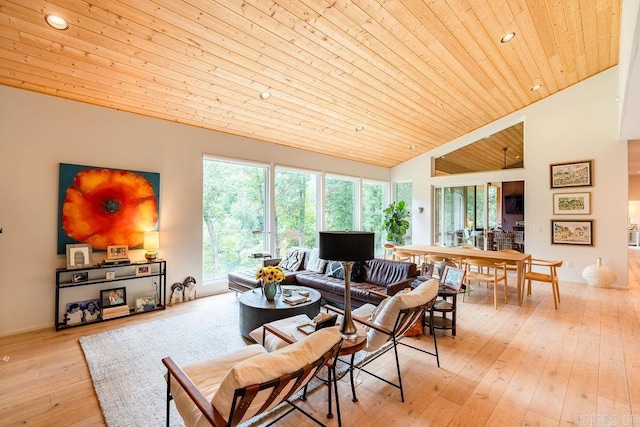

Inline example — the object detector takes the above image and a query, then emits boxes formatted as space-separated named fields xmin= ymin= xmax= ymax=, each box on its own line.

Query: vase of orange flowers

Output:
xmin=255 ymin=265 xmax=285 ymax=301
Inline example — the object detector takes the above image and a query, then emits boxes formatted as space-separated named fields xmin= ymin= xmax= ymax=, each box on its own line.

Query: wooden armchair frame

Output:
xmin=162 ymin=339 xmax=342 ymax=427
xmin=524 ymin=258 xmax=562 ymax=309
xmin=325 ymin=289 xmax=439 ymax=402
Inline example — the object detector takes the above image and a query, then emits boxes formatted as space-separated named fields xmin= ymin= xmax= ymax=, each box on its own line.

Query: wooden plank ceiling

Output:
xmin=0 ymin=0 xmax=620 ymax=168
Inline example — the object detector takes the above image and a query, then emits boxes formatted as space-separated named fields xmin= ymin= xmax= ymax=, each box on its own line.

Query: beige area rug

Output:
xmin=79 ymin=306 xmax=262 ymax=427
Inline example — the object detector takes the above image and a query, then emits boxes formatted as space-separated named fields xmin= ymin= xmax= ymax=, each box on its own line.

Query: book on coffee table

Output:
xmin=283 ymin=295 xmax=309 ymax=305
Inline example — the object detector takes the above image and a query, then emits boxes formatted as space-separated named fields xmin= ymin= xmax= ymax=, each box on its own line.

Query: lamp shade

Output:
xmin=143 ymin=231 xmax=159 ymax=250
xmin=319 ymin=231 xmax=374 ymax=261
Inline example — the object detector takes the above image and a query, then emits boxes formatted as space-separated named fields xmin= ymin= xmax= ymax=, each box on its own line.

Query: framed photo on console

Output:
xmin=101 ymin=287 xmax=127 ymax=308
xmin=107 ymin=245 xmax=129 ymax=260
xmin=66 ymin=243 xmax=92 ymax=269
xmin=440 ymin=266 xmax=466 ymax=291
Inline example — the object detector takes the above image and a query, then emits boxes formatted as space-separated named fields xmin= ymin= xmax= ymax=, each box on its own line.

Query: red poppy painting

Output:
xmin=57 ymin=164 xmax=160 ymax=254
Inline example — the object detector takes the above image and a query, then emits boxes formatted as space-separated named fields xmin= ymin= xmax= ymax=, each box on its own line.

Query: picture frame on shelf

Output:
xmin=106 ymin=245 xmax=129 ymax=260
xmin=66 ymin=243 xmax=92 ymax=269
xmin=440 ymin=266 xmax=466 ymax=291
xmin=550 ymin=160 xmax=593 ymax=188
xmin=71 ymin=272 xmax=89 ymax=283
xmin=553 ymin=192 xmax=591 ymax=215
xmin=100 ymin=287 xmax=127 ymax=308
xmin=135 ymin=296 xmax=156 ymax=312
xmin=551 ymin=219 xmax=593 ymax=246
xmin=64 ymin=298 xmax=101 ymax=325
xmin=135 ymin=265 xmax=151 ymax=276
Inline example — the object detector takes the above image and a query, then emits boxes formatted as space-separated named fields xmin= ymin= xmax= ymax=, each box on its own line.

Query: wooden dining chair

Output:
xmin=463 ymin=258 xmax=508 ymax=309
xmin=524 ymin=258 xmax=563 ymax=309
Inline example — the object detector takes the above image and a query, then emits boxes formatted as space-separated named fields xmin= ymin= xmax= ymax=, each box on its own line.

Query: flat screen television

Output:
xmin=504 ymin=195 xmax=524 ymax=214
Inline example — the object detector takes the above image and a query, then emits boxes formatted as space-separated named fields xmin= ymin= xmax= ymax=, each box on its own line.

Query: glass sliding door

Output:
xmin=202 ymin=159 xmax=268 ymax=281
xmin=433 ymin=184 xmax=500 ymax=247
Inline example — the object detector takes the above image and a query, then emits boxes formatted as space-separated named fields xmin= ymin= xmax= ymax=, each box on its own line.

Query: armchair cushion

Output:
xmin=366 ymin=279 xmax=438 ymax=350
xmin=248 ymin=313 xmax=312 ymax=352
xmin=170 ymin=344 xmax=268 ymax=427
xmin=212 ymin=327 xmax=341 ymax=423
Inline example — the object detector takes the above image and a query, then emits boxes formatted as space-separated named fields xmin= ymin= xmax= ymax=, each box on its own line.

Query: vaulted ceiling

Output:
xmin=0 ymin=1 xmax=620 ymax=168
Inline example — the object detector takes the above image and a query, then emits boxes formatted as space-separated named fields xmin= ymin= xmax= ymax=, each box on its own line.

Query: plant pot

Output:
xmin=263 ymin=282 xmax=278 ymax=301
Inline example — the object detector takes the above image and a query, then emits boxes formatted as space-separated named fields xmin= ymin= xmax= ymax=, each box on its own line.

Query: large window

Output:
xmin=324 ymin=176 xmax=356 ymax=231
xmin=202 ymin=159 xmax=267 ymax=281
xmin=362 ymin=180 xmax=387 ymax=253
xmin=395 ymin=182 xmax=413 ymax=244
xmin=274 ymin=168 xmax=319 ymax=256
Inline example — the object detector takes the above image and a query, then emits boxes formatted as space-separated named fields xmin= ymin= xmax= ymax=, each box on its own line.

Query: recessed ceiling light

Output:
xmin=531 ymin=84 xmax=542 ymax=91
xmin=409 ymin=144 xmax=417 ymax=150
xmin=355 ymin=125 xmax=364 ymax=131
xmin=45 ymin=14 xmax=69 ymax=30
xmin=500 ymin=32 xmax=516 ymax=43
xmin=259 ymin=91 xmax=271 ymax=100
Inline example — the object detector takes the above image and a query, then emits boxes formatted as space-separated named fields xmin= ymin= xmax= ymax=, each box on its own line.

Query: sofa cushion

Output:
xmin=325 ymin=260 xmax=344 ymax=279
xmin=278 ymin=248 xmax=305 ymax=271
xmin=212 ymin=327 xmax=341 ymax=423
xmin=306 ymin=248 xmax=326 ymax=273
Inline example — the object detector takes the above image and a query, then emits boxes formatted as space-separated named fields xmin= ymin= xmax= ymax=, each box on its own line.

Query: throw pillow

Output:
xmin=306 ymin=248 xmax=327 ymax=273
xmin=325 ymin=260 xmax=344 ymax=279
xmin=404 ymin=319 xmax=423 ymax=337
xmin=350 ymin=261 xmax=363 ymax=282
xmin=278 ymin=248 xmax=304 ymax=271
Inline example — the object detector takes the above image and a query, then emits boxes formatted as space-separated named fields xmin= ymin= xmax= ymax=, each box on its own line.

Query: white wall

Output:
xmin=393 ymin=68 xmax=628 ymax=287
xmin=0 ymin=86 xmax=388 ymax=336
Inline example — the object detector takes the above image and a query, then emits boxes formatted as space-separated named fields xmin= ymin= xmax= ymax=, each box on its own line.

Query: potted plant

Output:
xmin=383 ymin=200 xmax=410 ymax=244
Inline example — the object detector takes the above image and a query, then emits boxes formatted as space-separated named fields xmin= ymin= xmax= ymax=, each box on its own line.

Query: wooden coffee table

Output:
xmin=238 ymin=286 xmax=321 ymax=340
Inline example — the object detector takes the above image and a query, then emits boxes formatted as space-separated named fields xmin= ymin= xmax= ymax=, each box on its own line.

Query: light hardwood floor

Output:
xmin=2 ymin=252 xmax=640 ymax=427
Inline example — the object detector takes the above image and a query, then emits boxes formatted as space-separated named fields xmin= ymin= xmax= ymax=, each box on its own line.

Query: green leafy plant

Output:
xmin=383 ymin=200 xmax=410 ymax=244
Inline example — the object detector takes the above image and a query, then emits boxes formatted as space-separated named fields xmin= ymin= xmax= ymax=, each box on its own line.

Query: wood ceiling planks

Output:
xmin=0 ymin=0 xmax=620 ymax=168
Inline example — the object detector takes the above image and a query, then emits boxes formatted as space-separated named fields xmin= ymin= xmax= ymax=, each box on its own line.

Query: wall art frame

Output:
xmin=551 ymin=219 xmax=593 ymax=246
xmin=552 ymin=192 xmax=591 ymax=215
xmin=57 ymin=163 xmax=160 ymax=255
xmin=101 ymin=287 xmax=127 ymax=308
xmin=66 ymin=243 xmax=92 ymax=269
xmin=550 ymin=160 xmax=593 ymax=188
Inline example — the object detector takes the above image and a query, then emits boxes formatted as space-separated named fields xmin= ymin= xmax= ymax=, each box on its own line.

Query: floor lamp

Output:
xmin=319 ymin=231 xmax=374 ymax=338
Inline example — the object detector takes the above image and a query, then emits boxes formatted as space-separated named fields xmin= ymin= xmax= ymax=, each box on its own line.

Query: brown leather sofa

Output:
xmin=228 ymin=248 xmax=418 ymax=308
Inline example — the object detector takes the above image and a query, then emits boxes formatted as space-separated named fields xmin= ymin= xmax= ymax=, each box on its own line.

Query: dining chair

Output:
xmin=524 ymin=258 xmax=563 ymax=309
xmin=462 ymin=258 xmax=508 ymax=309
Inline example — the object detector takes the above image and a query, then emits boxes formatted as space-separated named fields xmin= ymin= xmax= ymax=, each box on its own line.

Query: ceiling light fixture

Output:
xmin=409 ymin=144 xmax=417 ymax=150
xmin=531 ymin=84 xmax=542 ymax=91
xmin=45 ymin=14 xmax=69 ymax=30
xmin=259 ymin=91 xmax=271 ymax=100
xmin=500 ymin=32 xmax=516 ymax=43
xmin=355 ymin=125 xmax=364 ymax=131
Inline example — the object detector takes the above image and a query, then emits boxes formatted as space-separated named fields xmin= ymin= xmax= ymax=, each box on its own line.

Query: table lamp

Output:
xmin=319 ymin=231 xmax=374 ymax=337
xmin=143 ymin=231 xmax=160 ymax=261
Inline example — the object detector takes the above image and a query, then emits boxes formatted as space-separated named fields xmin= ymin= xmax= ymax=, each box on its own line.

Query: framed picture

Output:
xmin=135 ymin=265 xmax=151 ymax=276
xmin=66 ymin=243 xmax=92 ymax=269
xmin=107 ymin=245 xmax=129 ymax=260
xmin=421 ymin=262 xmax=435 ymax=278
xmin=551 ymin=220 xmax=593 ymax=246
xmin=135 ymin=296 xmax=156 ymax=312
xmin=550 ymin=160 xmax=593 ymax=188
xmin=72 ymin=272 xmax=89 ymax=283
xmin=101 ymin=287 xmax=127 ymax=308
xmin=553 ymin=192 xmax=591 ymax=215
xmin=441 ymin=266 xmax=466 ymax=291
xmin=105 ymin=271 xmax=116 ymax=280
xmin=64 ymin=298 xmax=101 ymax=325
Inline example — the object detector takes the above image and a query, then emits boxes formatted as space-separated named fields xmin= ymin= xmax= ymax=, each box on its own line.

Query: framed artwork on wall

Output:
xmin=57 ymin=163 xmax=160 ymax=255
xmin=551 ymin=220 xmax=593 ymax=246
xmin=550 ymin=160 xmax=593 ymax=188
xmin=552 ymin=192 xmax=591 ymax=215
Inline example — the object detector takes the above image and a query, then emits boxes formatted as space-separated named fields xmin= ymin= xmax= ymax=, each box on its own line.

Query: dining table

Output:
xmin=394 ymin=244 xmax=532 ymax=306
